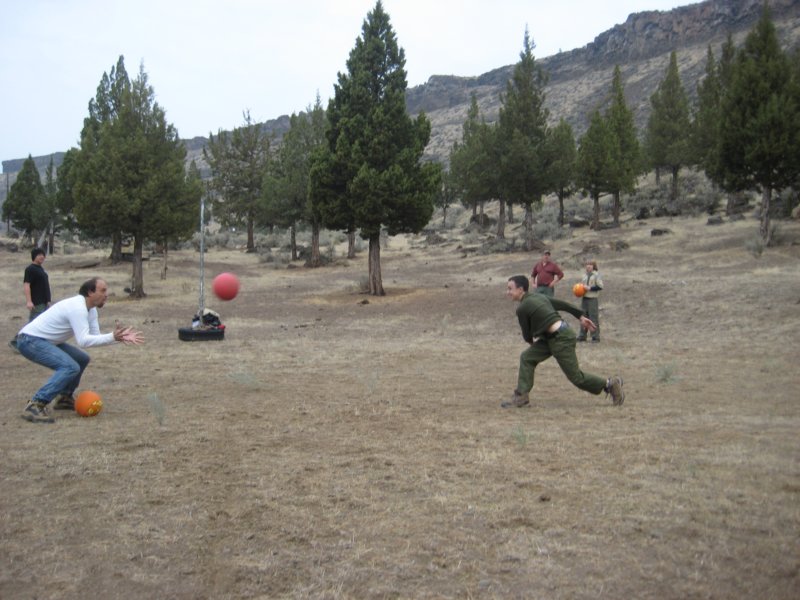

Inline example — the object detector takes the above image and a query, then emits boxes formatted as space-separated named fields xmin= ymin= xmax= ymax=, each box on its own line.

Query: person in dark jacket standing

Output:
xmin=503 ymin=275 xmax=624 ymax=408
xmin=576 ymin=260 xmax=603 ymax=343
xmin=9 ymin=247 xmax=51 ymax=351
xmin=531 ymin=250 xmax=563 ymax=297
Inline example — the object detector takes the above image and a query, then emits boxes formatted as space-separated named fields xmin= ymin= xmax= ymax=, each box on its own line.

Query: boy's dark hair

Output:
xmin=508 ymin=275 xmax=529 ymax=292
xmin=79 ymin=277 xmax=100 ymax=297
xmin=31 ymin=247 xmax=45 ymax=261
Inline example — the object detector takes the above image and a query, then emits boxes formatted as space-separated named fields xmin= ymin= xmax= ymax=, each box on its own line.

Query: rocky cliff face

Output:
xmin=2 ymin=0 xmax=799 ymax=199
xmin=414 ymin=0 xmax=800 ymax=162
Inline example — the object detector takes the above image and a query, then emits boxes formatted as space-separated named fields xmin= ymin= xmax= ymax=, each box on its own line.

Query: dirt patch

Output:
xmin=1 ymin=214 xmax=799 ymax=599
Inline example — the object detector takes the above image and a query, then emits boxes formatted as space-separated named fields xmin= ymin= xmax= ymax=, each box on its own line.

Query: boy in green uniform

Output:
xmin=504 ymin=275 xmax=624 ymax=408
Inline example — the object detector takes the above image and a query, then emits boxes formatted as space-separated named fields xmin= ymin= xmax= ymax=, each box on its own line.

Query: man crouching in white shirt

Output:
xmin=15 ymin=277 xmax=145 ymax=423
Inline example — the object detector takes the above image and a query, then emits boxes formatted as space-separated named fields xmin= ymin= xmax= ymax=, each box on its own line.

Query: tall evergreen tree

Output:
xmin=645 ymin=51 xmax=691 ymax=202
xmin=449 ymin=94 xmax=493 ymax=221
xmin=605 ymin=65 xmax=641 ymax=226
xmin=577 ymin=110 xmax=616 ymax=230
xmin=496 ymin=28 xmax=549 ymax=247
xmin=718 ymin=5 xmax=800 ymax=245
xmin=2 ymin=156 xmax=46 ymax=240
xmin=310 ymin=1 xmax=440 ymax=295
xmin=204 ymin=111 xmax=272 ymax=252
xmin=691 ymin=46 xmax=722 ymax=175
xmin=39 ymin=157 xmax=59 ymax=253
xmin=74 ymin=55 xmax=131 ymax=262
xmin=544 ymin=119 xmax=577 ymax=227
xmin=73 ymin=59 xmax=200 ymax=297
xmin=264 ymin=97 xmax=327 ymax=264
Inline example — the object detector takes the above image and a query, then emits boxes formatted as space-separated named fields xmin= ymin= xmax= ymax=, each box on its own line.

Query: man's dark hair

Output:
xmin=31 ymin=247 xmax=45 ymax=261
xmin=508 ymin=275 xmax=529 ymax=292
xmin=79 ymin=277 xmax=100 ymax=297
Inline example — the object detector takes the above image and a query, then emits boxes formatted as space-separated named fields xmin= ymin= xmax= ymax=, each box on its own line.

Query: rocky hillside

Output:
xmin=2 ymin=0 xmax=799 ymax=204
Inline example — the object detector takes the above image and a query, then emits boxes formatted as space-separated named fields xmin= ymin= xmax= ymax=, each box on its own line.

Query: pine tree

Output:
xmin=264 ymin=97 xmax=327 ymax=264
xmin=691 ymin=46 xmax=721 ymax=176
xmin=577 ymin=111 xmax=616 ymax=230
xmin=449 ymin=94 xmax=493 ymax=221
xmin=718 ymin=5 xmax=800 ymax=245
xmin=605 ymin=65 xmax=641 ymax=226
xmin=645 ymin=51 xmax=691 ymax=202
xmin=310 ymin=1 xmax=440 ymax=295
xmin=73 ymin=58 xmax=199 ymax=297
xmin=544 ymin=119 xmax=577 ymax=227
xmin=204 ymin=111 xmax=272 ymax=252
xmin=2 ymin=156 xmax=46 ymax=240
xmin=496 ymin=28 xmax=549 ymax=247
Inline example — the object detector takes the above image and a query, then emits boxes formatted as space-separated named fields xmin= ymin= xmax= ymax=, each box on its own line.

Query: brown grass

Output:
xmin=1 ymin=211 xmax=799 ymax=599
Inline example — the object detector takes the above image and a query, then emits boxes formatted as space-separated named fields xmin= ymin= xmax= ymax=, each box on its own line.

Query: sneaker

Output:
xmin=576 ymin=337 xmax=586 ymax=342
xmin=591 ymin=338 xmax=600 ymax=343
xmin=53 ymin=393 xmax=75 ymax=410
xmin=21 ymin=401 xmax=55 ymax=423
xmin=607 ymin=376 xmax=625 ymax=406
xmin=501 ymin=390 xmax=530 ymax=408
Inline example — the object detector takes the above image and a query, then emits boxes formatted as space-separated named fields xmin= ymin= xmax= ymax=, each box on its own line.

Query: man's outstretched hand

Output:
xmin=114 ymin=324 xmax=145 ymax=345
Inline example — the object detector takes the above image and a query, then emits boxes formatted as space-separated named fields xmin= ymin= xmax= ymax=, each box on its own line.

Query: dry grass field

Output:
xmin=1 ymin=210 xmax=799 ymax=599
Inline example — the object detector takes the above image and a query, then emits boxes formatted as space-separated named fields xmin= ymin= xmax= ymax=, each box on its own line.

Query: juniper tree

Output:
xmin=718 ymin=5 xmax=800 ymax=245
xmin=544 ymin=119 xmax=577 ymax=227
xmin=496 ymin=28 xmax=549 ymax=247
xmin=577 ymin=110 xmax=616 ymax=230
xmin=605 ymin=65 xmax=640 ymax=226
xmin=449 ymin=94 xmax=493 ymax=221
xmin=2 ymin=156 xmax=46 ymax=241
xmin=204 ymin=111 xmax=272 ymax=252
xmin=73 ymin=58 xmax=200 ymax=297
xmin=645 ymin=51 xmax=691 ymax=202
xmin=310 ymin=1 xmax=440 ymax=295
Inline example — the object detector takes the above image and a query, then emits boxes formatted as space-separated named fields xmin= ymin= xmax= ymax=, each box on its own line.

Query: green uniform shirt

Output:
xmin=516 ymin=292 xmax=585 ymax=343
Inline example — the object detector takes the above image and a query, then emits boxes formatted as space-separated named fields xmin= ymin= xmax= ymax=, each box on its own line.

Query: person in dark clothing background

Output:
xmin=9 ymin=247 xmax=51 ymax=352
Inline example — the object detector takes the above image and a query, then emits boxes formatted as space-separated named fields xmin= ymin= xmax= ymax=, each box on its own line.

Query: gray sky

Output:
xmin=0 ymin=0 xmax=684 ymax=165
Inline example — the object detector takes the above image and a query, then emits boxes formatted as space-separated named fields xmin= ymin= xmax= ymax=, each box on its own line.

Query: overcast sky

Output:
xmin=1 ymin=0 xmax=685 ymax=165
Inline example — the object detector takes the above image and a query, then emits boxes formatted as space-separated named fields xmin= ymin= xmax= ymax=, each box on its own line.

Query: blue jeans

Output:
xmin=16 ymin=333 xmax=90 ymax=404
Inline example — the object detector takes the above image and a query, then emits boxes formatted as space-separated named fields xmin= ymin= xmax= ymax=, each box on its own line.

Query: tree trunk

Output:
xmin=557 ymin=193 xmax=565 ymax=227
xmin=670 ymin=165 xmax=679 ymax=203
xmin=613 ymin=191 xmax=621 ymax=226
xmin=524 ymin=203 xmax=534 ymax=251
xmin=496 ymin=200 xmax=506 ymax=239
xmin=507 ymin=201 xmax=514 ymax=224
xmin=655 ymin=167 xmax=661 ymax=186
xmin=441 ymin=206 xmax=447 ymax=229
xmin=592 ymin=193 xmax=600 ymax=230
xmin=368 ymin=233 xmax=384 ymax=296
xmin=48 ymin=226 xmax=55 ymax=255
xmin=347 ymin=230 xmax=356 ymax=259
xmin=246 ymin=214 xmax=255 ymax=252
xmin=472 ymin=201 xmax=477 ymax=218
xmin=131 ymin=235 xmax=146 ymax=298
xmin=761 ymin=188 xmax=772 ymax=246
xmin=111 ymin=231 xmax=123 ymax=264
xmin=290 ymin=223 xmax=297 ymax=261
xmin=309 ymin=221 xmax=321 ymax=267
xmin=161 ymin=244 xmax=168 ymax=280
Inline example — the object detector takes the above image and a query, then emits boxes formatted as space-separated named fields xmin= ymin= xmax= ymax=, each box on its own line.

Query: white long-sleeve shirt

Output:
xmin=19 ymin=294 xmax=115 ymax=347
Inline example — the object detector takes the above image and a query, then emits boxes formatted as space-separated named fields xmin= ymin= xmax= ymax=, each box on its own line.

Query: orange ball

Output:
xmin=212 ymin=272 xmax=240 ymax=301
xmin=573 ymin=283 xmax=587 ymax=298
xmin=75 ymin=390 xmax=103 ymax=417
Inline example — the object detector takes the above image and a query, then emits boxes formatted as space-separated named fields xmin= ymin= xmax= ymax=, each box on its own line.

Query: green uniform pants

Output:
xmin=535 ymin=285 xmax=554 ymax=297
xmin=579 ymin=297 xmax=599 ymax=341
xmin=517 ymin=323 xmax=607 ymax=397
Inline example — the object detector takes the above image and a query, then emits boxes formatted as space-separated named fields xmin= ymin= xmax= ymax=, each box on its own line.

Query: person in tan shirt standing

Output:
xmin=577 ymin=260 xmax=604 ymax=343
